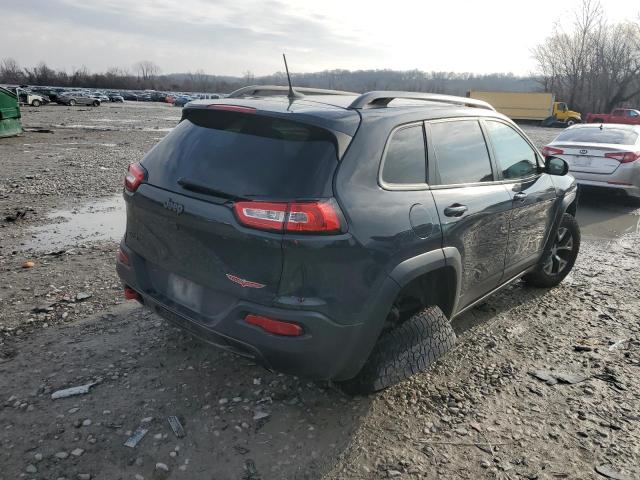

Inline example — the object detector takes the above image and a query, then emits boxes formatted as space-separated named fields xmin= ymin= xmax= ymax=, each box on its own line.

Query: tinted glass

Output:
xmin=485 ymin=121 xmax=538 ymax=180
xmin=381 ymin=125 xmax=426 ymax=184
xmin=144 ymin=109 xmax=338 ymax=198
xmin=554 ymin=128 xmax=638 ymax=145
xmin=431 ymin=120 xmax=493 ymax=185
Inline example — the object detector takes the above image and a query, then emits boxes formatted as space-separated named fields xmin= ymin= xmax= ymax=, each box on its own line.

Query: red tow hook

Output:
xmin=124 ymin=286 xmax=141 ymax=301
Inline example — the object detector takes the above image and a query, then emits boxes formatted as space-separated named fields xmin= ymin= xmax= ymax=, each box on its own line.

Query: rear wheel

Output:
xmin=92 ymin=100 xmax=100 ymax=107
xmin=68 ymin=99 xmax=76 ymax=106
xmin=524 ymin=214 xmax=580 ymax=288
xmin=339 ymin=306 xmax=456 ymax=395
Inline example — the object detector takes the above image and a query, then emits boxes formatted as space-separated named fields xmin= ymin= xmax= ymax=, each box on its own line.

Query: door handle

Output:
xmin=513 ymin=192 xmax=527 ymax=202
xmin=444 ymin=204 xmax=468 ymax=217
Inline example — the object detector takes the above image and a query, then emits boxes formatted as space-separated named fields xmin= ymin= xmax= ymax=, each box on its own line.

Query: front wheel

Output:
xmin=92 ymin=100 xmax=100 ymax=107
xmin=31 ymin=99 xmax=41 ymax=107
xmin=68 ymin=99 xmax=76 ymax=106
xmin=566 ymin=118 xmax=579 ymax=127
xmin=524 ymin=214 xmax=580 ymax=288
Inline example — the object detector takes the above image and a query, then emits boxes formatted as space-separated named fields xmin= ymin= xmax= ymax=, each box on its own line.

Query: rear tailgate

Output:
xmin=555 ymin=143 xmax=628 ymax=174
xmin=125 ymin=185 xmax=282 ymax=311
xmin=124 ymin=105 xmax=350 ymax=314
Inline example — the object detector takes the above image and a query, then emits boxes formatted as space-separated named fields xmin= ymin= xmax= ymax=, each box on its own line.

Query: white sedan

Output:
xmin=542 ymin=124 xmax=640 ymax=199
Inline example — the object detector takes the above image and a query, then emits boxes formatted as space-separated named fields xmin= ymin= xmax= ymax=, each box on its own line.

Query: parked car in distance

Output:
xmin=91 ymin=92 xmax=110 ymax=102
xmin=542 ymin=124 xmax=640 ymax=199
xmin=15 ymin=89 xmax=48 ymax=107
xmin=586 ymin=108 xmax=640 ymax=125
xmin=57 ymin=91 xmax=101 ymax=106
xmin=108 ymin=93 xmax=124 ymax=102
xmin=117 ymin=88 xmax=581 ymax=394
xmin=172 ymin=95 xmax=192 ymax=107
xmin=121 ymin=92 xmax=138 ymax=101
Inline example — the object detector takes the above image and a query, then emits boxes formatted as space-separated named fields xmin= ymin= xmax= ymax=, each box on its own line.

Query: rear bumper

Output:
xmin=116 ymin=242 xmax=383 ymax=381
xmin=574 ymin=178 xmax=640 ymax=198
xmin=571 ymin=168 xmax=640 ymax=198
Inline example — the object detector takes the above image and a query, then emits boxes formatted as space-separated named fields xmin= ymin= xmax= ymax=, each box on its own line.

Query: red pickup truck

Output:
xmin=586 ymin=108 xmax=640 ymax=124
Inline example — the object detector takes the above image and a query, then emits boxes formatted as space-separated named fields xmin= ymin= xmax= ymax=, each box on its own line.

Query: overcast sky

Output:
xmin=2 ymin=0 xmax=638 ymax=76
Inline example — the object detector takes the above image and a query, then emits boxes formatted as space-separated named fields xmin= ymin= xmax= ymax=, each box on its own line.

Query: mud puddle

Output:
xmin=21 ymin=195 xmax=125 ymax=251
xmin=576 ymin=191 xmax=640 ymax=240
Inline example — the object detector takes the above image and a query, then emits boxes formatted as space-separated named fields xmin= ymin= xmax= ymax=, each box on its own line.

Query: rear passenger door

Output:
xmin=427 ymin=119 xmax=512 ymax=311
xmin=482 ymin=120 xmax=557 ymax=277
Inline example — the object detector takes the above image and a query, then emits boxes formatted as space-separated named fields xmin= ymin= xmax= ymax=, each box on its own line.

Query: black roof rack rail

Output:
xmin=347 ymin=91 xmax=495 ymax=111
xmin=227 ymin=85 xmax=357 ymax=98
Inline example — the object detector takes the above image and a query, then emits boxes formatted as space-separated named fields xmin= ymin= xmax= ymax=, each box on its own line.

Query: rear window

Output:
xmin=381 ymin=125 xmax=426 ymax=185
xmin=144 ymin=109 xmax=339 ymax=199
xmin=555 ymin=128 xmax=638 ymax=145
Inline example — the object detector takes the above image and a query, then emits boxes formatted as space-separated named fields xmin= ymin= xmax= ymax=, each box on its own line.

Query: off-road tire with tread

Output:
xmin=339 ymin=306 xmax=456 ymax=395
xmin=524 ymin=213 xmax=580 ymax=288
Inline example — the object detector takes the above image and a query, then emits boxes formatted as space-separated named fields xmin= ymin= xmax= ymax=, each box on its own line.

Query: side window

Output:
xmin=485 ymin=121 xmax=538 ymax=180
xmin=381 ymin=125 xmax=426 ymax=185
xmin=628 ymin=110 xmax=638 ymax=117
xmin=430 ymin=120 xmax=493 ymax=185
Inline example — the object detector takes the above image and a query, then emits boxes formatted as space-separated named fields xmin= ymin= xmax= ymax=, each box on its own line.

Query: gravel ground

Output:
xmin=0 ymin=103 xmax=638 ymax=480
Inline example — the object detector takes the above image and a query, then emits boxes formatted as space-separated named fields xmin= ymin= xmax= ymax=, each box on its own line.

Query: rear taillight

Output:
xmin=124 ymin=162 xmax=146 ymax=192
xmin=604 ymin=151 xmax=640 ymax=163
xmin=245 ymin=314 xmax=303 ymax=336
xmin=233 ymin=200 xmax=343 ymax=234
xmin=541 ymin=146 xmax=564 ymax=157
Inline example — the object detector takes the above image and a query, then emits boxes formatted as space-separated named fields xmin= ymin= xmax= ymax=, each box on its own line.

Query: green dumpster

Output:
xmin=0 ymin=86 xmax=22 ymax=138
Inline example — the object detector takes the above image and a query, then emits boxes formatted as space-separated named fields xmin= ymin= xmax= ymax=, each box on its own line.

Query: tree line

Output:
xmin=0 ymin=57 xmax=539 ymax=97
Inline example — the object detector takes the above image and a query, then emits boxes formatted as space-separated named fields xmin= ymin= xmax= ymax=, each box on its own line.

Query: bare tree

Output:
xmin=0 ymin=57 xmax=23 ymax=83
xmin=133 ymin=60 xmax=160 ymax=83
xmin=533 ymin=0 xmax=640 ymax=113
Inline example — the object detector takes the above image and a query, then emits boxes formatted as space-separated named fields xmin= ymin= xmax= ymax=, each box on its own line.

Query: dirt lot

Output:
xmin=1 ymin=103 xmax=639 ymax=480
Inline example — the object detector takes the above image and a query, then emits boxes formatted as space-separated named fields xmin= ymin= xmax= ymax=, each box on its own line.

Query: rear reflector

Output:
xmin=245 ymin=314 xmax=303 ymax=336
xmin=116 ymin=247 xmax=129 ymax=265
xmin=541 ymin=146 xmax=564 ymax=157
xmin=124 ymin=287 xmax=141 ymax=301
xmin=233 ymin=199 xmax=343 ymax=234
xmin=604 ymin=151 xmax=640 ymax=163
xmin=206 ymin=104 xmax=256 ymax=114
xmin=124 ymin=162 xmax=147 ymax=192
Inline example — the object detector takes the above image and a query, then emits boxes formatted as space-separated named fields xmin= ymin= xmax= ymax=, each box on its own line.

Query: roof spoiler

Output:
xmin=227 ymin=85 xmax=357 ymax=98
xmin=348 ymin=91 xmax=495 ymax=111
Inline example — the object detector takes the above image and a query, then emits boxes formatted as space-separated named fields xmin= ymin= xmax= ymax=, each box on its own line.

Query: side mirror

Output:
xmin=544 ymin=156 xmax=569 ymax=176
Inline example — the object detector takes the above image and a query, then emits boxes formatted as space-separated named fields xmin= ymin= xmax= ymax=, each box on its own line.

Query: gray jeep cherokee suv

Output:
xmin=117 ymin=87 xmax=580 ymax=394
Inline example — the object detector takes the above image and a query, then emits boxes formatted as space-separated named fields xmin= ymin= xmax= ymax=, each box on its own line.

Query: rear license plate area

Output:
xmin=167 ymin=273 xmax=203 ymax=312
xmin=573 ymin=156 xmax=593 ymax=168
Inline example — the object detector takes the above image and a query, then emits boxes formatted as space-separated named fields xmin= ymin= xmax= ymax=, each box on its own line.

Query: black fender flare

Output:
xmin=388 ymin=248 xmax=462 ymax=318
xmin=542 ymin=185 xmax=579 ymax=253
xmin=335 ymin=248 xmax=462 ymax=380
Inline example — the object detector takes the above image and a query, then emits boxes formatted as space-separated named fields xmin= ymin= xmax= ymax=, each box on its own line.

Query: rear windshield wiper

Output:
xmin=177 ymin=178 xmax=244 ymax=200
